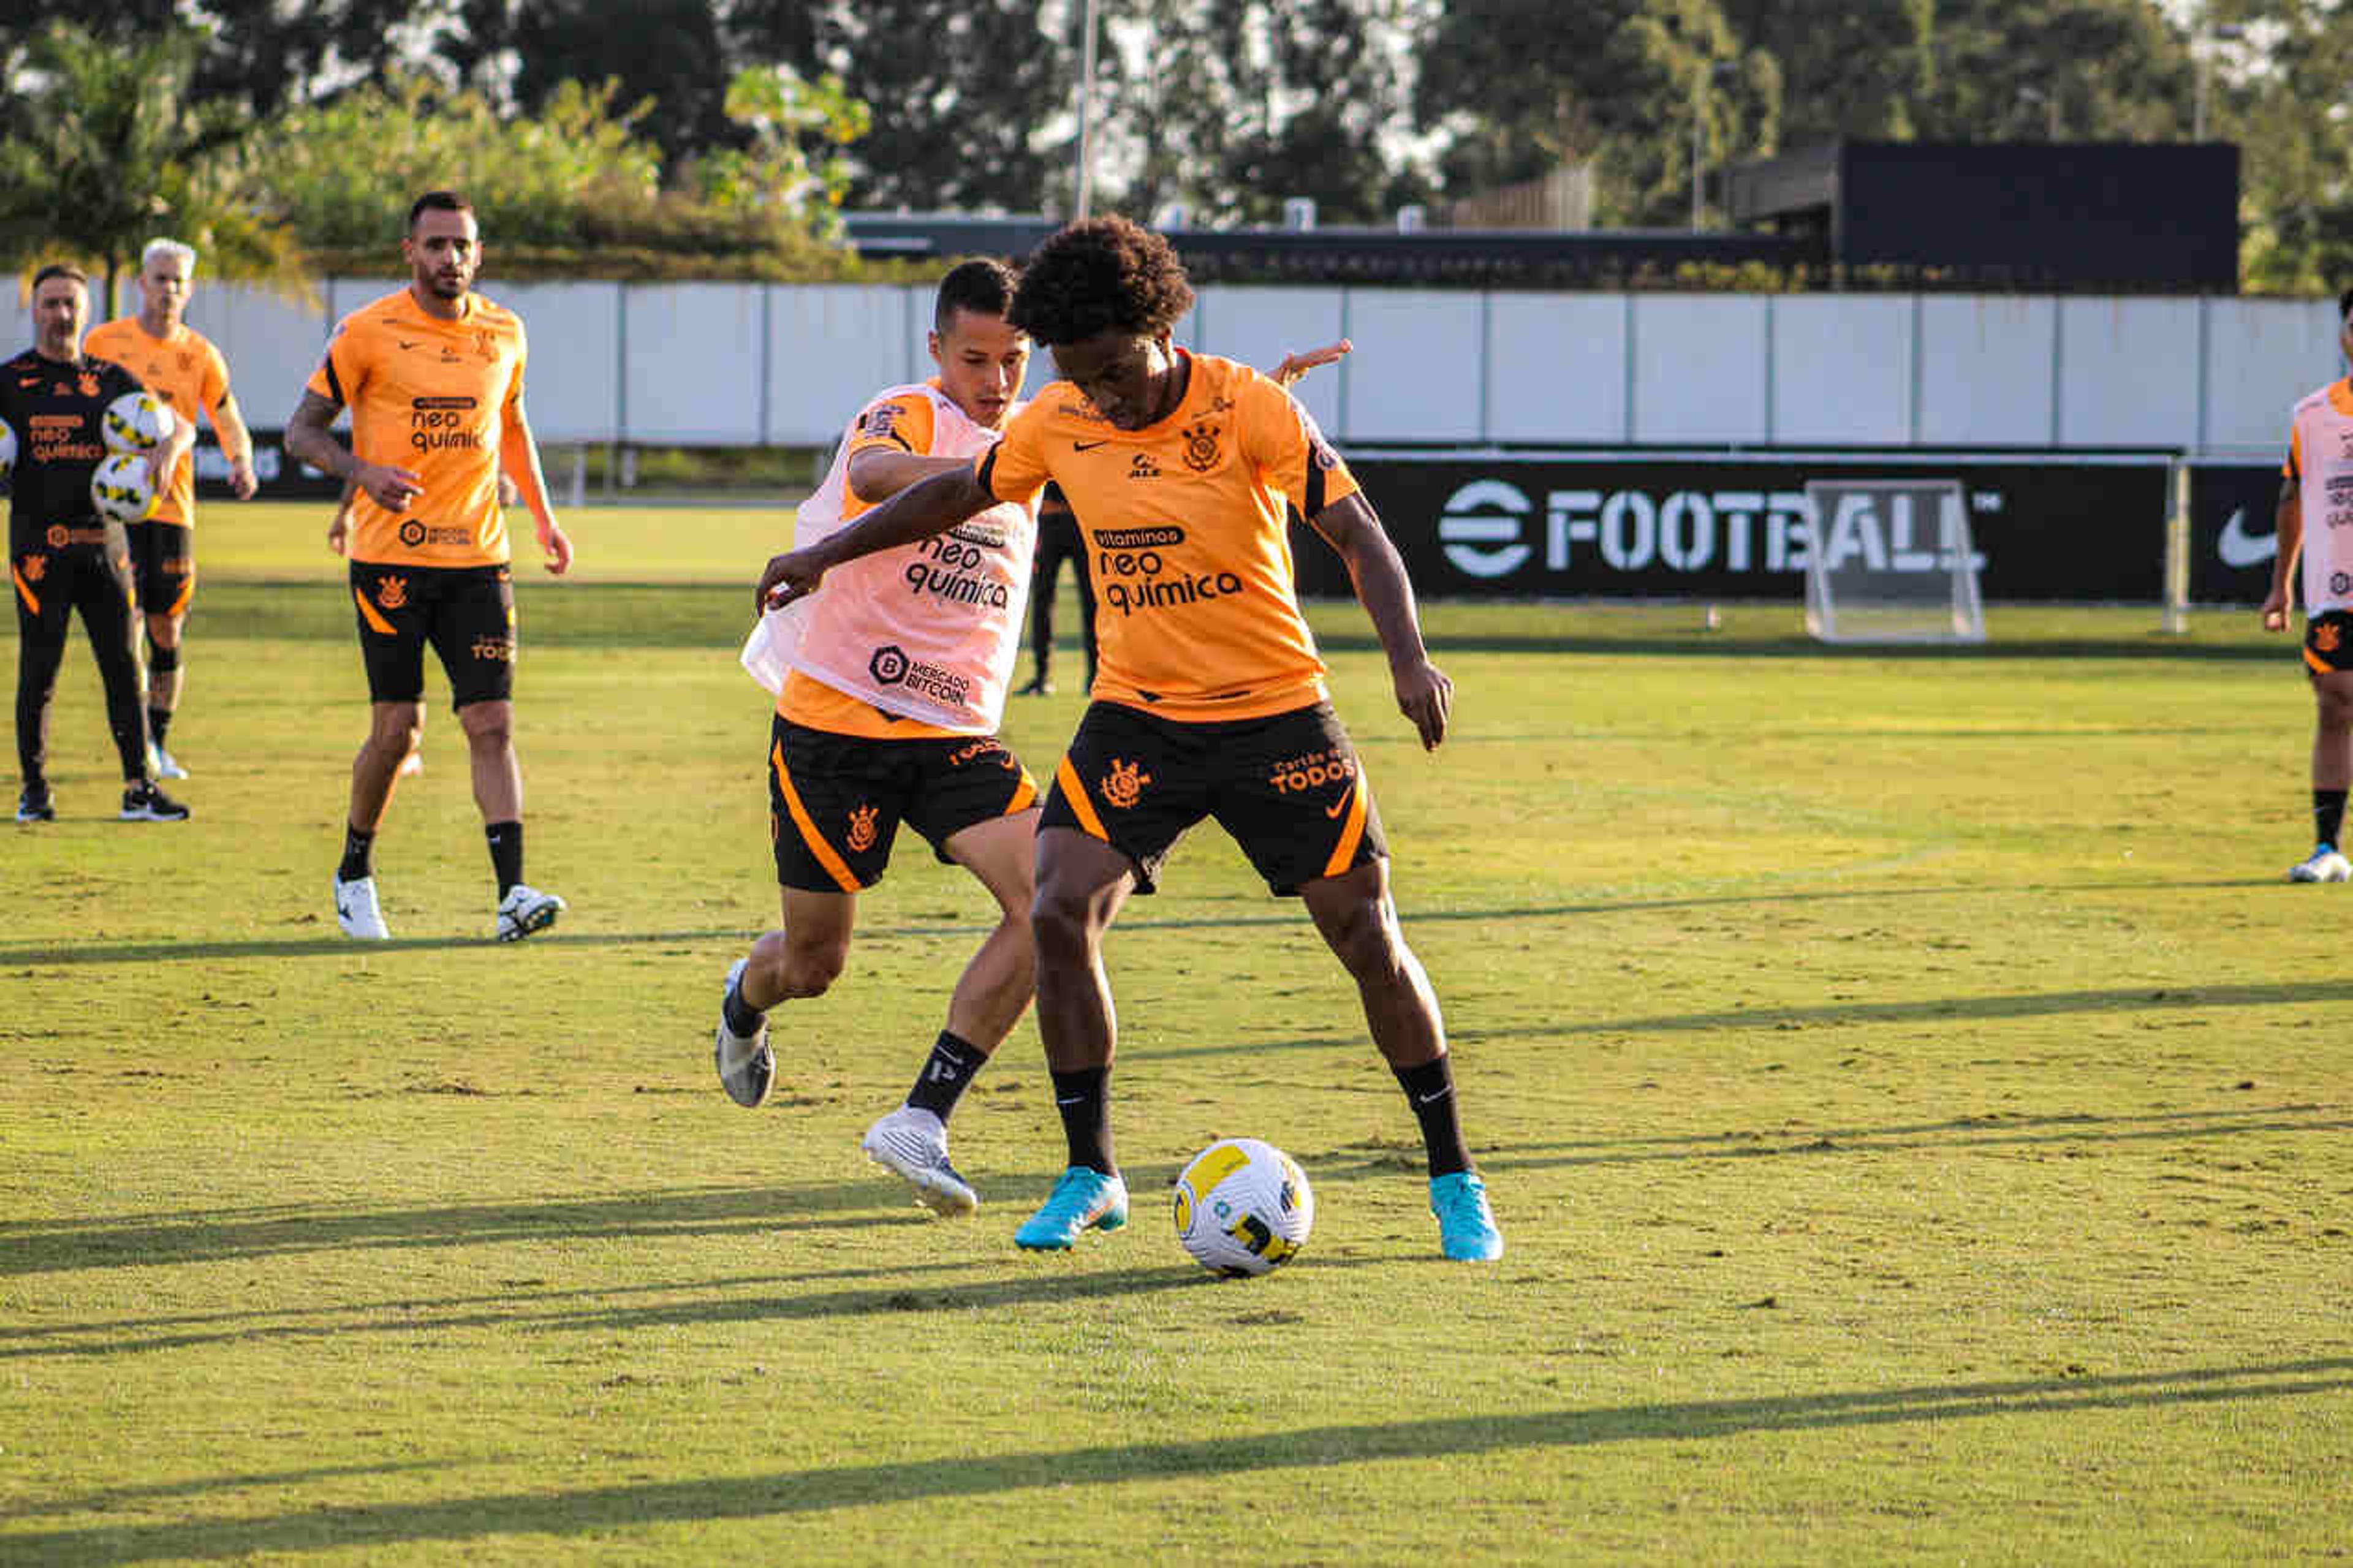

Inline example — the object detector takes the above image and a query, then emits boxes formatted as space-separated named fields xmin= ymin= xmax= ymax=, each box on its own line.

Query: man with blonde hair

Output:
xmin=85 ymin=238 xmax=259 ymax=781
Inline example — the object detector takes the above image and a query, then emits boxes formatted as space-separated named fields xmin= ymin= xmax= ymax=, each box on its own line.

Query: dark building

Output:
xmin=1723 ymin=140 xmax=2241 ymax=294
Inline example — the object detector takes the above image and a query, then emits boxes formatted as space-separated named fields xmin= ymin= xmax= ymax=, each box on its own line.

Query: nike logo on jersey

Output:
xmin=2217 ymin=506 xmax=2278 ymax=567
xmin=1324 ymin=795 xmax=1351 ymax=819
xmin=1073 ymin=439 xmax=1110 ymax=451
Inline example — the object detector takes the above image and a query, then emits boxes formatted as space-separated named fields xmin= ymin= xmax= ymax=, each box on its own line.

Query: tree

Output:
xmin=0 ymin=20 xmax=298 ymax=309
xmin=453 ymin=0 xmax=738 ymax=162
xmin=2228 ymin=0 xmax=2353 ymax=292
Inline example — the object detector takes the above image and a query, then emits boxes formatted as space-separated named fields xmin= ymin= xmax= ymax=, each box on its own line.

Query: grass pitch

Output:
xmin=2 ymin=502 xmax=2347 ymax=1563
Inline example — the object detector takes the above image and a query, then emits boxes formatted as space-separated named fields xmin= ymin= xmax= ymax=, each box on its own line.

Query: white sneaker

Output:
xmin=2289 ymin=846 xmax=2352 ymax=883
xmin=153 ymin=746 xmax=188 ymax=780
xmin=713 ymin=957 xmax=773 ymax=1109
xmin=334 ymin=875 xmax=390 ymax=940
xmin=494 ymin=883 xmax=565 ymax=941
xmin=396 ymin=748 xmax=423 ymax=778
xmin=862 ymin=1105 xmax=979 ymax=1215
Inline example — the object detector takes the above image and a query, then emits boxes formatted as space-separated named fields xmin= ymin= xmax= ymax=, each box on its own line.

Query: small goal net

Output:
xmin=1802 ymin=478 xmax=1985 ymax=644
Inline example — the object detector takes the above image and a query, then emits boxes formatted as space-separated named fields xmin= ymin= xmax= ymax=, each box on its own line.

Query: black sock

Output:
xmin=1049 ymin=1065 xmax=1115 ymax=1175
xmin=2316 ymin=789 xmax=2347 ymax=850
xmin=338 ymin=825 xmax=374 ymax=883
xmin=1393 ymin=1055 xmax=1471 ymax=1178
xmin=906 ymin=1029 xmax=984 ymax=1121
xmin=148 ymin=706 xmax=172 ymax=747
xmin=722 ymin=972 xmax=765 ymax=1037
xmin=485 ymin=820 xmax=523 ymax=898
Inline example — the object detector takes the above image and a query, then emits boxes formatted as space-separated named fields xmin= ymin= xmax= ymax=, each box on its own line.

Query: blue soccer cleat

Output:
xmin=1014 ymin=1166 xmax=1128 ymax=1250
xmin=1430 ymin=1170 xmax=1504 ymax=1262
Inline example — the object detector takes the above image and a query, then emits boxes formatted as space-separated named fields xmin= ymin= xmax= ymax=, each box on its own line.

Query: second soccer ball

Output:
xmin=101 ymin=390 xmax=175 ymax=453
xmin=91 ymin=453 xmax=158 ymax=524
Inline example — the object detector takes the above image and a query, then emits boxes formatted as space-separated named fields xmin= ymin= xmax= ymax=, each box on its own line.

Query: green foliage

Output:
xmin=687 ymin=65 xmax=873 ymax=238
xmin=0 ymin=19 xmax=301 ymax=308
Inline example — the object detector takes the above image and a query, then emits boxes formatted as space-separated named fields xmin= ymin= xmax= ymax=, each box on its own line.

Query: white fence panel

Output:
xmin=1484 ymin=294 xmax=1628 ymax=444
xmin=2057 ymin=297 xmax=2202 ymax=449
xmin=1916 ymin=296 xmax=2058 ymax=447
xmin=185 ymin=283 xmax=327 ymax=434
xmin=490 ymin=281 xmax=619 ymax=445
xmin=768 ymin=285 xmax=913 ymax=444
xmin=626 ymin=282 xmax=764 ymax=445
xmin=1770 ymin=294 xmax=1913 ymax=445
xmin=1631 ymin=294 xmax=1769 ymax=444
xmin=1341 ymin=290 xmax=1483 ymax=443
xmin=2201 ymin=297 xmax=2342 ymax=455
xmin=1191 ymin=286 xmax=1343 ymax=433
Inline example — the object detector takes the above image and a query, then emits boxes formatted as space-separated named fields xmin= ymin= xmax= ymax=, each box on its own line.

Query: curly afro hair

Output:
xmin=1009 ymin=216 xmax=1195 ymax=347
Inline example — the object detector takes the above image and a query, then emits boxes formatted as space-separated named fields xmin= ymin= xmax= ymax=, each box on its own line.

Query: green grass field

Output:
xmin=3 ymin=502 xmax=2347 ymax=1564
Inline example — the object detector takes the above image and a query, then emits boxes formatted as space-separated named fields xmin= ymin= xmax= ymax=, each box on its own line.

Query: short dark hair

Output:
xmin=408 ymin=190 xmax=475 ymax=233
xmin=1009 ymin=217 xmax=1195 ymax=347
xmin=934 ymin=258 xmax=1018 ymax=334
xmin=31 ymin=262 xmax=88 ymax=294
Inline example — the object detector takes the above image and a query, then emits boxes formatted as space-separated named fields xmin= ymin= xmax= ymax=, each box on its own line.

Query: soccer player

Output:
xmin=5 ymin=263 xmax=192 ymax=824
xmin=757 ymin=219 xmax=1502 ymax=1262
xmin=83 ymin=238 xmax=260 ymax=781
xmin=285 ymin=189 xmax=574 ymax=941
xmin=1018 ymin=483 xmax=1093 ymax=695
xmin=2262 ymin=284 xmax=2353 ymax=883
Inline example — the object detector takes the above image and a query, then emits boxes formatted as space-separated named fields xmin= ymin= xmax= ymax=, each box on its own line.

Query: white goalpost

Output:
xmin=1802 ymin=477 xmax=1987 ymax=645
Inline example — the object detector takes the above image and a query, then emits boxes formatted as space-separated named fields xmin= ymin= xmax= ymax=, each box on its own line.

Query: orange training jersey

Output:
xmin=82 ymin=317 xmax=231 ymax=528
xmin=978 ymin=350 xmax=1360 ymax=721
xmin=305 ymin=288 xmax=526 ymax=567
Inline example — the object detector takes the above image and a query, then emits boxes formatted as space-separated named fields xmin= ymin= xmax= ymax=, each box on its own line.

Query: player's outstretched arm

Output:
xmin=1308 ymin=491 xmax=1451 ymax=751
xmin=2263 ymin=475 xmax=2302 ymax=632
xmin=1270 ymin=339 xmax=1352 ymax=389
xmin=757 ymin=466 xmax=995 ymax=615
xmin=213 ymin=390 xmax=259 ymax=499
xmin=848 ymin=449 xmax=972 ymax=506
xmin=499 ymin=407 xmax=570 ymax=575
xmin=286 ymin=389 xmax=420 ymax=512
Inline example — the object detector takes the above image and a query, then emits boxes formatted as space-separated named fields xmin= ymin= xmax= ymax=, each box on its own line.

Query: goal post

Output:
xmin=1802 ymin=478 xmax=1986 ymax=645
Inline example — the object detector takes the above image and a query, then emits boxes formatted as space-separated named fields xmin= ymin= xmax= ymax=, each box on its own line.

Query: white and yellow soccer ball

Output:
xmin=101 ymin=390 xmax=175 ymax=453
xmin=91 ymin=452 xmax=158 ymax=524
xmin=1172 ymin=1137 xmax=1314 ymax=1277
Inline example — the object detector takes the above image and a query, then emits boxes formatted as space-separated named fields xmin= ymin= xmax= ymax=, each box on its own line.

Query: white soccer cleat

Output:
xmin=2287 ymin=847 xmax=2352 ymax=884
xmin=862 ymin=1105 xmax=979 ymax=1215
xmin=494 ymin=883 xmax=566 ymax=941
xmin=713 ymin=957 xmax=774 ymax=1109
xmin=334 ymin=874 xmax=390 ymax=940
xmin=153 ymin=747 xmax=189 ymax=780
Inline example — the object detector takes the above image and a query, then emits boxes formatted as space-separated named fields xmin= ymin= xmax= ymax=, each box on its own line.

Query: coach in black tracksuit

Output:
xmin=3 ymin=263 xmax=188 ymax=823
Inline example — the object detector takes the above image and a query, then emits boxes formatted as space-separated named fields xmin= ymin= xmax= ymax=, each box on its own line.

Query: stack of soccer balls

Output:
xmin=1172 ymin=1137 xmax=1314 ymax=1277
xmin=90 ymin=391 xmax=175 ymax=524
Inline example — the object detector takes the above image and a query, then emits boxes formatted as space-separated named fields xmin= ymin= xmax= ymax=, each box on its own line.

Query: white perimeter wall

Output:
xmin=5 ymin=279 xmax=2338 ymax=459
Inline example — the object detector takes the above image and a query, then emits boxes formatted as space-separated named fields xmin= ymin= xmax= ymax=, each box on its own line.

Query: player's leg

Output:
xmin=138 ymin=522 xmax=195 ymax=778
xmin=12 ymin=550 xmax=70 ymax=820
xmin=338 ymin=561 xmax=430 ymax=937
xmin=436 ymin=566 xmax=559 ymax=939
xmin=2292 ymin=637 xmax=2353 ymax=882
xmin=74 ymin=553 xmax=180 ymax=819
xmin=714 ymin=885 xmax=854 ymax=1111
xmin=1023 ymin=547 xmax=1059 ymax=695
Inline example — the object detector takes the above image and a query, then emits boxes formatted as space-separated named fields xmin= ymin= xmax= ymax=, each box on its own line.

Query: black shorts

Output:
xmin=767 ymin=715 xmax=1040 ymax=893
xmin=124 ymin=521 xmax=195 ymax=618
xmin=2305 ymin=611 xmax=2353 ymax=675
xmin=1040 ymin=699 xmax=1387 ymax=896
xmin=349 ymin=561 xmax=516 ymax=708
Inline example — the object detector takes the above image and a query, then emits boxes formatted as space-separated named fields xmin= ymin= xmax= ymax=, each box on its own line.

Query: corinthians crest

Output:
xmin=1180 ymin=422 xmax=1221 ymax=473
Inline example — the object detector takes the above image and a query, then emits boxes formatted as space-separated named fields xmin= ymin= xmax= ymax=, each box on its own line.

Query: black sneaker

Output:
xmin=15 ymin=787 xmax=54 ymax=824
xmin=119 ymin=781 xmax=191 ymax=822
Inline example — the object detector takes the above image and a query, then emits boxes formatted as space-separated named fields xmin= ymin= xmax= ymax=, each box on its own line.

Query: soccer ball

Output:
xmin=0 ymin=420 xmax=14 ymax=481
xmin=1172 ymin=1137 xmax=1314 ymax=1277
xmin=91 ymin=453 xmax=157 ymax=524
xmin=102 ymin=390 xmax=175 ymax=453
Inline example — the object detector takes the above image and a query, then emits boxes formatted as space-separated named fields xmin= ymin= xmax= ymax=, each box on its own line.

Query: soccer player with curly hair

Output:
xmin=758 ymin=216 xmax=1503 ymax=1262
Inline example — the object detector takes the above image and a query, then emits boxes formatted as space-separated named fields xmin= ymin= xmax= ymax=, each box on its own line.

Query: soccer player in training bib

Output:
xmin=84 ymin=238 xmax=260 ymax=782
xmin=759 ymin=218 xmax=1504 ymax=1262
xmin=286 ymin=190 xmax=575 ymax=942
xmin=2264 ymin=286 xmax=2353 ymax=884
xmin=6 ymin=263 xmax=194 ymax=824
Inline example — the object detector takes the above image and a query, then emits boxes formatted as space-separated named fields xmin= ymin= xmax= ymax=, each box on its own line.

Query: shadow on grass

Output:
xmin=10 ymin=1357 xmax=2347 ymax=1561
xmin=0 ymin=877 xmax=2274 ymax=969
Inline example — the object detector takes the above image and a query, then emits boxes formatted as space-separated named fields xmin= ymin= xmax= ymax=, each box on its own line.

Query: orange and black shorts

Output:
xmin=124 ymin=520 xmax=195 ymax=618
xmin=349 ymin=561 xmax=515 ymax=708
xmin=2305 ymin=611 xmax=2353 ymax=675
xmin=767 ymin=714 xmax=1040 ymax=893
xmin=1040 ymin=698 xmax=1386 ymax=897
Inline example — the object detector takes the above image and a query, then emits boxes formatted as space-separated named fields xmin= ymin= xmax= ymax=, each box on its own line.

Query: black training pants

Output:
xmin=13 ymin=545 xmax=150 ymax=786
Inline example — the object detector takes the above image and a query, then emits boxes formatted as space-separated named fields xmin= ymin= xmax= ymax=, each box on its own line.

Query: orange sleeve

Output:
xmin=1238 ymin=369 xmax=1360 ymax=520
xmin=846 ymin=393 xmax=937 ymax=460
xmin=200 ymin=340 xmax=230 ymax=416
xmin=306 ymin=320 xmax=362 ymax=407
xmin=977 ymin=399 xmax=1051 ymax=508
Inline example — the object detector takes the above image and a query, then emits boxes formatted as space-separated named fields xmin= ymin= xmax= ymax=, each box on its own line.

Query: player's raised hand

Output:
xmin=1271 ymin=339 xmax=1352 ymax=389
xmin=758 ymin=547 xmax=826 ymax=615
xmin=1393 ymin=657 xmax=1453 ymax=751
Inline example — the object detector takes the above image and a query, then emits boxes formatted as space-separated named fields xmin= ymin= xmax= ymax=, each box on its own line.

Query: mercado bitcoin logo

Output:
xmin=868 ymin=645 xmax=911 ymax=685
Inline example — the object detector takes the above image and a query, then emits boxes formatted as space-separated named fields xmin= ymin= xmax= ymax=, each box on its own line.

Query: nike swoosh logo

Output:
xmin=398 ymin=339 xmax=420 ymax=350
xmin=1324 ymin=794 xmax=1351 ymax=819
xmin=1056 ymin=1096 xmax=1086 ymax=1107
xmin=2218 ymin=506 xmax=2278 ymax=568
xmin=336 ymin=898 xmax=354 ymax=919
xmin=1415 ymin=1088 xmax=1452 ymax=1105
xmin=1074 ymin=439 xmax=1110 ymax=451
